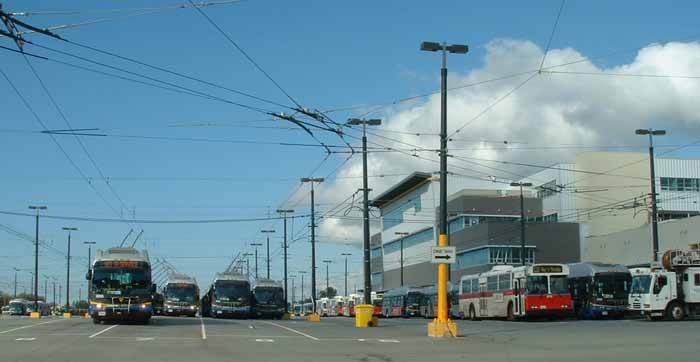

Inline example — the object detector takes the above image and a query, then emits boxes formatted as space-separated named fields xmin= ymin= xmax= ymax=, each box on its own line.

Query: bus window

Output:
xmin=527 ymin=276 xmax=548 ymax=295
xmin=498 ymin=274 xmax=511 ymax=291
xmin=487 ymin=276 xmax=498 ymax=291
xmin=549 ymin=275 xmax=568 ymax=294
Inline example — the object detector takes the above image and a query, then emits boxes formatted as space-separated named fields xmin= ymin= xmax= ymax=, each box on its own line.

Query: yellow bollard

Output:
xmin=63 ymin=313 xmax=72 ymax=319
xmin=85 ymin=313 xmax=91 ymax=319
xmin=307 ymin=313 xmax=321 ymax=322
xmin=29 ymin=312 xmax=41 ymax=319
xmin=281 ymin=313 xmax=292 ymax=320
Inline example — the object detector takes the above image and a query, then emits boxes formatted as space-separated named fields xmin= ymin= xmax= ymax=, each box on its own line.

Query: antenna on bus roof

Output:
xmin=119 ymin=229 xmax=134 ymax=247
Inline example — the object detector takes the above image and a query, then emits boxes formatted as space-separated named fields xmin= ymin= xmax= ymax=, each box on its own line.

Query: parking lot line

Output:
xmin=259 ymin=321 xmax=319 ymax=341
xmin=0 ymin=319 xmax=66 ymax=335
xmin=200 ymin=317 xmax=207 ymax=340
xmin=89 ymin=325 xmax=118 ymax=339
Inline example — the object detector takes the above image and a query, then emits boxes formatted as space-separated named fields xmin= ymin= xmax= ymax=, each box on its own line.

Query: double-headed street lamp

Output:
xmin=300 ymin=177 xmax=324 ymax=315
xmin=510 ymin=182 xmax=533 ymax=266
xmin=62 ymin=227 xmax=78 ymax=312
xmin=420 ymin=40 xmax=468 ymax=337
xmin=276 ymin=209 xmax=294 ymax=313
xmin=394 ymin=232 xmax=410 ymax=286
xmin=250 ymin=243 xmax=263 ymax=279
xmin=346 ymin=118 xmax=382 ymax=306
xmin=260 ymin=229 xmax=275 ymax=279
xmin=28 ymin=204 xmax=47 ymax=312
xmin=635 ymin=128 xmax=666 ymax=261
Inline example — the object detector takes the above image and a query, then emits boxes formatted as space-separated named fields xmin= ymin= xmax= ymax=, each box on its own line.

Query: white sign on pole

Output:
xmin=430 ymin=246 xmax=456 ymax=264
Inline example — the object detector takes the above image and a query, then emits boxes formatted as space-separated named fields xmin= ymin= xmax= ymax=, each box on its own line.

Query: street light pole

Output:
xmin=301 ymin=177 xmax=324 ymax=315
xmin=29 ymin=205 xmax=47 ymax=313
xmin=299 ymin=271 xmax=307 ymax=304
xmin=250 ymin=243 xmax=262 ymax=280
xmin=420 ymin=40 xmax=468 ymax=337
xmin=62 ymin=227 xmax=78 ymax=312
xmin=346 ymin=118 xmax=382 ymax=306
xmin=13 ymin=267 xmax=19 ymax=298
xmin=83 ymin=241 xmax=96 ymax=297
xmin=395 ymin=232 xmax=409 ymax=287
xmin=276 ymin=209 xmax=294 ymax=313
xmin=636 ymin=128 xmax=666 ymax=262
xmin=341 ymin=253 xmax=352 ymax=297
xmin=322 ymin=260 xmax=332 ymax=294
xmin=510 ymin=182 xmax=533 ymax=265
xmin=261 ymin=229 xmax=275 ymax=279
xmin=243 ymin=253 xmax=253 ymax=279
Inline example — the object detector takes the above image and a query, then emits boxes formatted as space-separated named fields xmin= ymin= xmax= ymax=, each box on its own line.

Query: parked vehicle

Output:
xmin=629 ymin=246 xmax=700 ymax=320
xmin=252 ymin=279 xmax=285 ymax=319
xmin=163 ymin=274 xmax=199 ymax=317
xmin=6 ymin=299 xmax=28 ymax=316
xmin=382 ymin=286 xmax=423 ymax=318
xmin=419 ymin=283 xmax=460 ymax=319
xmin=315 ymin=297 xmax=330 ymax=316
xmin=568 ymin=262 xmax=631 ymax=319
xmin=459 ymin=264 xmax=573 ymax=320
xmin=203 ymin=272 xmax=251 ymax=318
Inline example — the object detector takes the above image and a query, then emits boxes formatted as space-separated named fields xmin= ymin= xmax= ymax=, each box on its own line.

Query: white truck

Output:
xmin=628 ymin=246 xmax=700 ymax=321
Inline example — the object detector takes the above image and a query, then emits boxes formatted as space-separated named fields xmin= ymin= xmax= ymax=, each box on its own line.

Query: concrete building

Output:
xmin=369 ymin=172 xmax=581 ymax=290
xmin=521 ymin=151 xmax=700 ymax=263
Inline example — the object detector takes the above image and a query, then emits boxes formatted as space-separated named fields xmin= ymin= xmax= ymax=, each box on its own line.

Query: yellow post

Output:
xmin=29 ymin=312 xmax=41 ymax=319
xmin=63 ymin=313 xmax=72 ymax=319
xmin=428 ymin=234 xmax=458 ymax=337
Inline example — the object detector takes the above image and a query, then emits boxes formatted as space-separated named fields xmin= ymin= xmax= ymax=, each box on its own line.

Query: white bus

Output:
xmin=459 ymin=264 xmax=573 ymax=320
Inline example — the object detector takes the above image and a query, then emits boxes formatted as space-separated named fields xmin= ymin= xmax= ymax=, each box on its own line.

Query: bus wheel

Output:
xmin=666 ymin=302 xmax=685 ymax=321
xmin=506 ymin=302 xmax=515 ymax=321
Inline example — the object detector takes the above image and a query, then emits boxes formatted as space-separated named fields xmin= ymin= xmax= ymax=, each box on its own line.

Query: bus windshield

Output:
xmin=595 ymin=273 xmax=630 ymax=299
xmin=527 ymin=276 xmax=548 ymax=295
xmin=164 ymin=285 xmax=198 ymax=303
xmin=8 ymin=302 xmax=25 ymax=313
xmin=406 ymin=292 xmax=421 ymax=306
xmin=549 ymin=275 xmax=569 ymax=294
xmin=215 ymin=281 xmax=249 ymax=302
xmin=631 ymin=275 xmax=651 ymax=294
xmin=254 ymin=288 xmax=283 ymax=304
xmin=92 ymin=267 xmax=151 ymax=294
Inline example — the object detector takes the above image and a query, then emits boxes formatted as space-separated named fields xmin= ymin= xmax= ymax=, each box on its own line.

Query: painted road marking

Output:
xmin=15 ymin=337 xmax=36 ymax=341
xmin=200 ymin=317 xmax=207 ymax=340
xmin=0 ymin=319 xmax=66 ymax=334
xmin=136 ymin=337 xmax=154 ymax=341
xmin=89 ymin=324 xmax=118 ymax=339
xmin=379 ymin=339 xmax=400 ymax=343
xmin=357 ymin=339 xmax=366 ymax=342
xmin=255 ymin=338 xmax=274 ymax=342
xmin=260 ymin=321 xmax=320 ymax=341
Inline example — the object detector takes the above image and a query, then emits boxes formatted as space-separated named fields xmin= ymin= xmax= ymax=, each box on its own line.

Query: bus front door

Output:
xmin=479 ymin=282 xmax=488 ymax=317
xmin=514 ymin=278 xmax=524 ymax=316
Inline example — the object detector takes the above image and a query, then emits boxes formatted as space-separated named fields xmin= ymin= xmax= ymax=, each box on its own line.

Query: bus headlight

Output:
xmin=95 ymin=303 xmax=103 ymax=310
xmin=141 ymin=304 xmax=147 ymax=309
xmin=190 ymin=306 xmax=196 ymax=310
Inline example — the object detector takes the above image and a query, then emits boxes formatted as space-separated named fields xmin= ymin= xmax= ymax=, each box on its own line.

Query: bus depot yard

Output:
xmin=0 ymin=315 xmax=698 ymax=362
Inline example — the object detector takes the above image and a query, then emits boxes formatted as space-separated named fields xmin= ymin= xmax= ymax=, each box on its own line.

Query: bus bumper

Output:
xmin=164 ymin=306 xmax=198 ymax=317
xmin=90 ymin=304 xmax=153 ymax=321
xmin=212 ymin=306 xmax=250 ymax=318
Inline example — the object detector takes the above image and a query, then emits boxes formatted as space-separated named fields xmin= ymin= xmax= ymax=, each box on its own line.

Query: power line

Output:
xmin=539 ymin=0 xmax=566 ymax=72
xmin=9 ymin=1 xmax=243 ymax=17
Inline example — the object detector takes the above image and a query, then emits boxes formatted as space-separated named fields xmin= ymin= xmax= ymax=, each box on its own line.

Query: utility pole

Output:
xmin=29 ymin=205 xmax=47 ymax=313
xmin=299 ymin=271 xmax=307 ymax=304
xmin=52 ymin=278 xmax=56 ymax=311
xmin=276 ymin=209 xmax=294 ymax=313
xmin=301 ymin=177 xmax=324 ymax=314
xmin=395 ymin=232 xmax=409 ymax=286
xmin=250 ymin=243 xmax=262 ymax=280
xmin=341 ymin=253 xmax=352 ymax=297
xmin=290 ymin=275 xmax=296 ymax=304
xmin=62 ymin=227 xmax=78 ymax=312
xmin=83 ymin=241 xmax=95 ymax=297
xmin=13 ymin=267 xmax=19 ymax=298
xmin=261 ymin=229 xmax=275 ymax=279
xmin=510 ymin=183 xmax=532 ymax=265
xmin=243 ymin=253 xmax=253 ymax=279
xmin=346 ymin=118 xmax=382 ymax=305
xmin=420 ymin=40 xmax=468 ymax=337
xmin=322 ymin=260 xmax=332 ymax=294
xmin=43 ymin=275 xmax=48 ymax=301
xmin=636 ymin=128 xmax=666 ymax=262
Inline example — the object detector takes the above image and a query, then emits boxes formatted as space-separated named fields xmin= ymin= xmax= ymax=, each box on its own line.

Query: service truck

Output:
xmin=628 ymin=245 xmax=700 ymax=321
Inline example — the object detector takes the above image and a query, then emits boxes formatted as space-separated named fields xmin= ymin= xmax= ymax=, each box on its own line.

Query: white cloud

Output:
xmin=289 ymin=39 xmax=700 ymax=243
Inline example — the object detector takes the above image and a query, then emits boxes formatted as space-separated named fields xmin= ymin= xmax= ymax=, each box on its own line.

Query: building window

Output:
xmin=384 ymin=227 xmax=434 ymax=254
xmin=371 ymin=272 xmax=383 ymax=287
xmin=456 ymin=246 xmax=536 ymax=270
xmin=382 ymin=197 xmax=422 ymax=230
xmin=660 ymin=177 xmax=700 ymax=192
xmin=370 ymin=247 xmax=382 ymax=259
xmin=695 ymin=274 xmax=700 ymax=286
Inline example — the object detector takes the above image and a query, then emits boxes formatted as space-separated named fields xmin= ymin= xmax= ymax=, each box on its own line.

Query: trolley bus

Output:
xmin=204 ymin=272 xmax=251 ymax=318
xmin=86 ymin=247 xmax=155 ymax=324
xmin=381 ymin=286 xmax=424 ymax=318
xmin=459 ymin=264 xmax=573 ymax=320
xmin=163 ymin=274 xmax=200 ymax=317
xmin=419 ymin=282 xmax=460 ymax=319
xmin=252 ymin=279 xmax=285 ymax=319
xmin=567 ymin=262 xmax=630 ymax=319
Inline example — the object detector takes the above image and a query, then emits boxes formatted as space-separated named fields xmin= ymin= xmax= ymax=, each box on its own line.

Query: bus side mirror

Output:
xmin=85 ymin=270 xmax=92 ymax=280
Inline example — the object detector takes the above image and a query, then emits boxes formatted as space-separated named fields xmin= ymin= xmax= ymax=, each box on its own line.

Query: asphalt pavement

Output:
xmin=1 ymin=315 xmax=697 ymax=362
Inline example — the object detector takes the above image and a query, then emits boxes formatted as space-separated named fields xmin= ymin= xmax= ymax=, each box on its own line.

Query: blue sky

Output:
xmin=2 ymin=0 xmax=700 ymax=301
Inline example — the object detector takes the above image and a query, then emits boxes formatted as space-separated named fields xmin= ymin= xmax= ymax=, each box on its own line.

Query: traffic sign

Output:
xmin=430 ymin=246 xmax=456 ymax=264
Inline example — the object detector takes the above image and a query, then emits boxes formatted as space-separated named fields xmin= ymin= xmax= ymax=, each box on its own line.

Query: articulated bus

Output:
xmin=567 ymin=262 xmax=631 ymax=319
xmin=252 ymin=279 xmax=285 ymax=319
xmin=87 ymin=247 xmax=155 ymax=324
xmin=163 ymin=274 xmax=200 ymax=317
xmin=419 ymin=283 xmax=460 ymax=319
xmin=204 ymin=272 xmax=251 ymax=318
xmin=459 ymin=264 xmax=573 ymax=320
xmin=382 ymin=287 xmax=424 ymax=318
